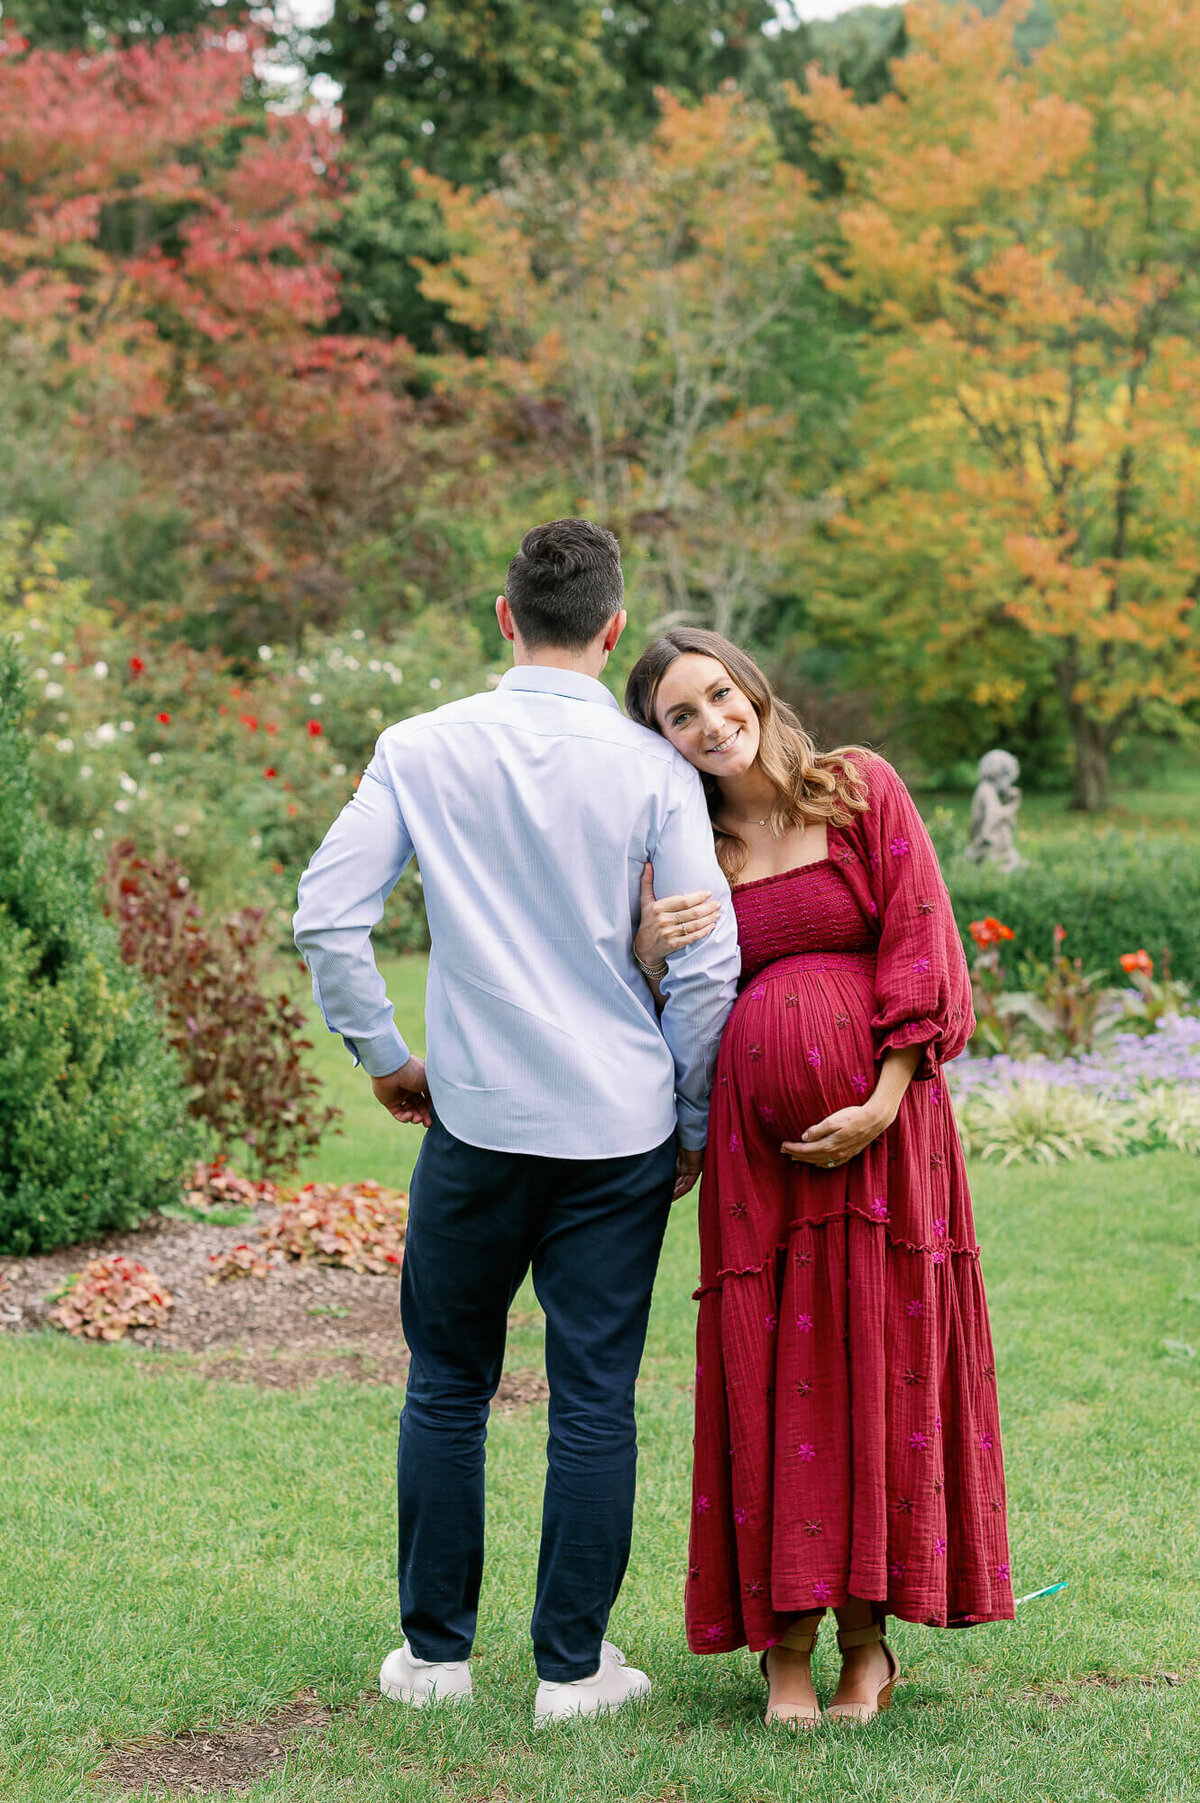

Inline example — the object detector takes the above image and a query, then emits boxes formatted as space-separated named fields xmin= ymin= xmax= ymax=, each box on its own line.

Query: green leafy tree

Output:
xmin=1 ymin=0 xmax=227 ymax=45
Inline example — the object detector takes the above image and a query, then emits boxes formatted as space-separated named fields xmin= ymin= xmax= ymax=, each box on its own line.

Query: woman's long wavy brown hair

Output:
xmin=625 ymin=628 xmax=870 ymax=883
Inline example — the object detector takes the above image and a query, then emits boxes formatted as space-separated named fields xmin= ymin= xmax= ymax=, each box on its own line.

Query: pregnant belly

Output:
xmin=722 ymin=952 xmax=878 ymax=1142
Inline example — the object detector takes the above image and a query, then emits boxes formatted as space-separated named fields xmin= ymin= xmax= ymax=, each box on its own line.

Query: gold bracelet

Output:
xmin=634 ymin=949 xmax=668 ymax=981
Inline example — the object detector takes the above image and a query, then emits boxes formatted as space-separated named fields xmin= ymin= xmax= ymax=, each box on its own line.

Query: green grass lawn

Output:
xmin=2 ymin=969 xmax=1198 ymax=1801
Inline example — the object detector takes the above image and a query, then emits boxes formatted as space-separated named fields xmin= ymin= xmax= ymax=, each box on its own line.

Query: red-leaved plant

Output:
xmin=206 ymin=1243 xmax=274 ymax=1284
xmin=47 ymin=1256 xmax=173 ymax=1341
xmin=262 ymin=1181 xmax=407 ymax=1275
xmin=184 ymin=1157 xmax=279 ymax=1215
xmin=103 ymin=844 xmax=339 ymax=1176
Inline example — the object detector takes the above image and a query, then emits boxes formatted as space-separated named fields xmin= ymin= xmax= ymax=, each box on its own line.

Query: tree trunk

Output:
xmin=1068 ymin=713 xmax=1111 ymax=812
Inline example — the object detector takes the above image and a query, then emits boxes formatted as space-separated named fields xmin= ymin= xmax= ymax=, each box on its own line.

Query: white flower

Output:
xmin=345 ymin=656 xmax=360 ymax=671
xmin=33 ymin=668 xmax=47 ymax=681
xmin=390 ymin=669 xmax=403 ymax=685
xmin=367 ymin=707 xmax=382 ymax=723
xmin=297 ymin=664 xmax=312 ymax=681
xmin=178 ymin=872 xmax=190 ymax=885
xmin=27 ymin=618 xmax=42 ymax=632
xmin=428 ymin=677 xmax=442 ymax=691
xmin=50 ymin=651 xmax=65 ymax=666
xmin=173 ymin=823 xmax=191 ymax=838
xmin=113 ymin=798 xmax=131 ymax=813
xmin=309 ymin=692 xmax=323 ymax=705
xmin=92 ymin=660 xmax=108 ymax=678
xmin=43 ymin=682 xmax=63 ymax=699
xmin=92 ymin=826 xmax=105 ymax=840
xmin=55 ymin=737 xmax=74 ymax=753
xmin=331 ymin=762 xmax=347 ymax=777
xmin=95 ymin=723 xmax=117 ymax=744
xmin=56 ymin=711 xmax=68 ymax=723
xmin=118 ymin=771 xmax=138 ymax=795
xmin=148 ymin=751 xmax=163 ymax=766
xmin=79 ymin=764 xmax=92 ymax=779
xmin=250 ymin=832 xmax=262 ymax=849
xmin=258 ymin=645 xmax=273 ymax=662
xmin=120 ymin=720 xmax=134 ymax=733
xmin=369 ymin=659 xmax=381 ymax=673
xmin=350 ymin=628 xmax=365 ymax=641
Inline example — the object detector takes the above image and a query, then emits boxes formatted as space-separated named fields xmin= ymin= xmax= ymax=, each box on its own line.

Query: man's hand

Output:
xmin=371 ymin=1055 xmax=432 ymax=1128
xmin=673 ymin=1144 xmax=704 ymax=1201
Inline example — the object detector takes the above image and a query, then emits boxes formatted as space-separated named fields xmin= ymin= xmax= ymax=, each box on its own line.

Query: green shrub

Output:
xmin=0 ymin=642 xmax=199 ymax=1255
xmin=943 ymin=833 xmax=1200 ymax=988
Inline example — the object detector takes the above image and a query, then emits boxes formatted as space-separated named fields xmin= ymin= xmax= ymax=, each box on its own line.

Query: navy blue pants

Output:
xmin=396 ymin=1112 xmax=676 ymax=1681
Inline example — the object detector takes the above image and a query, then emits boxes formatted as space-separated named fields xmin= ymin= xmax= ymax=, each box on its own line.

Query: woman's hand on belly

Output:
xmin=780 ymin=1101 xmax=892 ymax=1170
xmin=780 ymin=1045 xmax=922 ymax=1169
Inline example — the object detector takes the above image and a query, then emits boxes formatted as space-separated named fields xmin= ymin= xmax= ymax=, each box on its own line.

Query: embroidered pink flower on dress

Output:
xmin=889 ymin=1560 xmax=906 ymax=1578
xmin=785 ymin=992 xmax=799 ymax=1007
xmin=812 ymin=1581 xmax=833 ymax=1604
xmin=852 ymin=1072 xmax=870 ymax=1096
xmin=695 ymin=1495 xmax=711 ymax=1513
xmin=704 ymin=1624 xmax=725 ymax=1643
xmin=795 ymin=1248 xmax=813 ymax=1266
xmin=917 ymin=898 xmax=935 ymax=915
xmin=764 ymin=1313 xmax=778 ymax=1332
xmin=696 ymin=1365 xmax=704 ymax=1380
xmin=796 ymin=1312 xmax=814 ymax=1333
xmin=934 ymin=1415 xmax=942 ymax=1434
xmin=906 ymin=1299 xmax=924 ymax=1318
xmin=796 ymin=1378 xmax=812 ymax=1396
xmin=734 ymin=1506 xmax=748 ymax=1525
xmin=870 ymin=1196 xmax=889 ymax=1220
xmin=688 ymin=1564 xmax=700 ymax=1580
xmin=934 ymin=1537 xmax=947 ymax=1558
xmin=889 ymin=837 xmax=910 ymax=858
xmin=909 ymin=1430 xmax=930 ymax=1451
xmin=902 ymin=1368 xmax=921 ymax=1386
xmin=747 ymin=1043 xmax=762 ymax=1061
xmin=834 ymin=1010 xmax=851 ymax=1027
xmin=807 ymin=1045 xmax=821 ymax=1068
xmin=912 ymin=955 xmax=931 ymax=975
xmin=804 ymin=1518 xmax=823 ymax=1537
xmin=997 ymin=1562 xmax=1011 ymax=1582
xmin=760 ymin=1104 xmax=776 ymax=1122
xmin=797 ymin=1442 xmax=816 ymax=1462
xmin=933 ymin=1216 xmax=948 ymax=1237
xmin=930 ymin=1084 xmax=943 ymax=1107
xmin=729 ymin=1132 xmax=740 ymax=1153
xmin=868 ymin=850 xmax=880 ymax=867
xmin=750 ymin=985 xmax=765 ymax=1000
xmin=932 ymin=1248 xmax=946 ymax=1265
xmin=746 ymin=1579 xmax=765 ymax=1596
xmin=979 ymin=1430 xmax=995 ymax=1450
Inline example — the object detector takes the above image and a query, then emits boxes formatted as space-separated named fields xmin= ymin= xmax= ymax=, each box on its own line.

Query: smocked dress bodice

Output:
xmin=732 ymin=858 xmax=877 ymax=984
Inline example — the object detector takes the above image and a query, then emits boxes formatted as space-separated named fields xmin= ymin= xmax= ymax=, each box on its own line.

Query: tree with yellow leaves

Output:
xmin=802 ymin=0 xmax=1200 ymax=807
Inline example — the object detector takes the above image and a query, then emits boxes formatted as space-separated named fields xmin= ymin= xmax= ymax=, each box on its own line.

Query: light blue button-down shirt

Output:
xmin=293 ymin=664 xmax=740 ymax=1158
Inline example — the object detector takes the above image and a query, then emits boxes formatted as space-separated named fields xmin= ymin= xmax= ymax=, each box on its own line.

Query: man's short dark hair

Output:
xmin=505 ymin=518 xmax=624 ymax=650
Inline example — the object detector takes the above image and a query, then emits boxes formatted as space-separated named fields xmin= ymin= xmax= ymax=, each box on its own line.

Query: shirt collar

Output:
xmin=498 ymin=664 xmax=621 ymax=711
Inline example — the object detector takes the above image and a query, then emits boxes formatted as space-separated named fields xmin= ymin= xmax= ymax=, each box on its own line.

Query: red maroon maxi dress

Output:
xmin=685 ymin=754 xmax=1014 ymax=1653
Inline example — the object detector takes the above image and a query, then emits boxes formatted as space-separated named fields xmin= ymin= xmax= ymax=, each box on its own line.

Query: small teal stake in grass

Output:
xmin=1014 ymin=1581 xmax=1068 ymax=1607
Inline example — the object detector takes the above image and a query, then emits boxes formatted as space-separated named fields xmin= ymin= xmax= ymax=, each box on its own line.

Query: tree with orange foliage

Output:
xmin=414 ymin=89 xmax=829 ymax=642
xmin=801 ymin=0 xmax=1200 ymax=807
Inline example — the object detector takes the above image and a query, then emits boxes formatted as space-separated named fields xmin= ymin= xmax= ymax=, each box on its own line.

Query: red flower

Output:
xmin=230 ymin=686 xmax=243 ymax=699
xmin=156 ymin=711 xmax=171 ymax=725
xmin=264 ymin=767 xmax=277 ymax=779
xmin=969 ymin=916 xmax=1014 ymax=949
xmin=287 ymin=803 xmax=299 ymax=816
xmin=1053 ymin=923 xmax=1068 ymax=952
xmin=265 ymin=721 xmax=278 ymax=735
xmin=128 ymin=656 xmax=145 ymax=675
xmin=1120 ymin=949 xmax=1153 ymax=977
xmin=306 ymin=719 xmax=323 ymax=737
xmin=240 ymin=713 xmax=259 ymax=732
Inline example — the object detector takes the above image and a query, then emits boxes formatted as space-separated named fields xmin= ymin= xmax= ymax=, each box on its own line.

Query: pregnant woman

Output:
xmin=626 ymin=629 xmax=1013 ymax=1728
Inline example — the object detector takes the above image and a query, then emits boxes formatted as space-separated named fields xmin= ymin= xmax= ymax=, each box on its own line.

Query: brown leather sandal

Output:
xmin=825 ymin=1618 xmax=899 ymax=1724
xmin=759 ymin=1615 xmax=823 ymax=1728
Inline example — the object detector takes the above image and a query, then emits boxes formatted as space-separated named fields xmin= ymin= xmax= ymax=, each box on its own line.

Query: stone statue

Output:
xmin=965 ymin=749 xmax=1026 ymax=871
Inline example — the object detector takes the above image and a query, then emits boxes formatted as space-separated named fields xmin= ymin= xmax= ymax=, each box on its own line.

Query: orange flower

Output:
xmin=969 ymin=916 xmax=1014 ymax=948
xmin=1120 ymin=949 xmax=1153 ymax=977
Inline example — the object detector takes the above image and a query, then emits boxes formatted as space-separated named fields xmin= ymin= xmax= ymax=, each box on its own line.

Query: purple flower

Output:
xmin=807 ymin=1045 xmax=822 ymax=1068
xmin=913 ymin=955 xmax=931 ymax=975
xmin=909 ymin=1430 xmax=930 ymax=1452
xmin=795 ymin=1312 xmax=814 ymax=1333
xmin=695 ymin=1494 xmax=711 ymax=1514
xmin=812 ymin=1580 xmax=833 ymax=1604
xmin=890 ymin=837 xmax=910 ymax=858
xmin=906 ymin=1299 xmax=924 ymax=1318
xmin=934 ymin=1537 xmax=947 ymax=1558
xmin=797 ymin=1442 xmax=816 ymax=1462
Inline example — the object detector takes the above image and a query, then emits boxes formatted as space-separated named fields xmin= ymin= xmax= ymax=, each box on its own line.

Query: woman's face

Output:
xmin=653 ymin=653 xmax=761 ymax=779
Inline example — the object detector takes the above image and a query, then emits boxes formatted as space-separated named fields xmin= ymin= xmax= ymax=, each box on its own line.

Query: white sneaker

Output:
xmin=533 ymin=1640 xmax=651 ymax=1727
xmin=379 ymin=1641 xmax=473 ymax=1707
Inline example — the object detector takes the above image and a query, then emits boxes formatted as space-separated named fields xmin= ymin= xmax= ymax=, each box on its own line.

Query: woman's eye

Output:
xmin=713 ymin=687 xmax=730 ymax=701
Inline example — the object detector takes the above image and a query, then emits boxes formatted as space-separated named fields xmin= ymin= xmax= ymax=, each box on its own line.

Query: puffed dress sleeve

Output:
xmin=833 ymin=753 xmax=974 ymax=1079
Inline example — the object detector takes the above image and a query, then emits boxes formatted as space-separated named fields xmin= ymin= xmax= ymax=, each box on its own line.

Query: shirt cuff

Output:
xmin=346 ymin=1025 xmax=411 ymax=1078
xmin=676 ymin=1101 xmax=709 ymax=1151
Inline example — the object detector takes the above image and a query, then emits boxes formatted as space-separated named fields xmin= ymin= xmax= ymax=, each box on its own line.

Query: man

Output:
xmin=294 ymin=518 xmax=739 ymax=1724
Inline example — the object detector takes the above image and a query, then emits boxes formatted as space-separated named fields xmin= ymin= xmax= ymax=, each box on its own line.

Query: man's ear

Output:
xmin=496 ymin=595 xmax=516 ymax=643
xmin=603 ymin=608 xmax=627 ymax=654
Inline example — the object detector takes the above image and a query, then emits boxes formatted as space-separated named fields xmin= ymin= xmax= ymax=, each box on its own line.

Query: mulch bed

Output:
xmin=0 ymin=1210 xmax=549 ymax=1406
xmin=91 ymin=1693 xmax=331 ymax=1796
